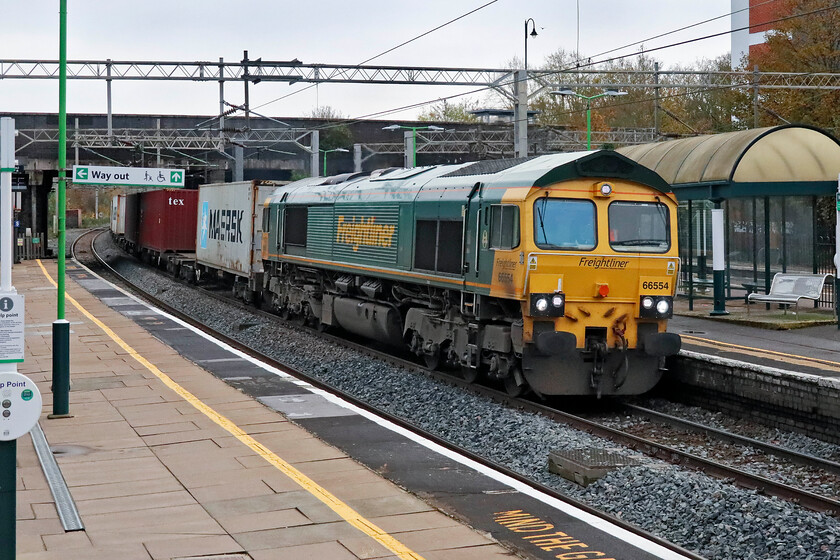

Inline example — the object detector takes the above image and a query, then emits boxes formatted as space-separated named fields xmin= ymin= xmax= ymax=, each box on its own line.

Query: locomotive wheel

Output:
xmin=504 ymin=366 xmax=525 ymax=398
xmin=423 ymin=352 xmax=441 ymax=370
xmin=461 ymin=366 xmax=479 ymax=384
xmin=279 ymin=303 xmax=291 ymax=319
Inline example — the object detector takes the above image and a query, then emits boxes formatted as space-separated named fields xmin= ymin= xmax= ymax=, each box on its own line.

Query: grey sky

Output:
xmin=1 ymin=1 xmax=731 ymax=120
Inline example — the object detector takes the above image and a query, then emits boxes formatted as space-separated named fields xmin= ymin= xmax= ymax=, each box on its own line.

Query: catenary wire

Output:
xmin=250 ymin=0 xmax=500 ymax=113
xmin=301 ymin=2 xmax=840 ymax=133
xmin=253 ymin=0 xmax=799 ymax=123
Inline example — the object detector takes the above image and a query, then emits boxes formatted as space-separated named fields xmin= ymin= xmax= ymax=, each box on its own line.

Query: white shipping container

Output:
xmin=110 ymin=194 xmax=126 ymax=235
xmin=196 ymin=181 xmax=279 ymax=278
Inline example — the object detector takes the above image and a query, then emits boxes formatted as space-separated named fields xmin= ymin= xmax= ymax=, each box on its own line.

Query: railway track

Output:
xmin=75 ymin=227 xmax=840 ymax=556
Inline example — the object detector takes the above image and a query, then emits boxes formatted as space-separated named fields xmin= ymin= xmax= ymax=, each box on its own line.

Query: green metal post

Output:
xmin=58 ymin=0 xmax=66 ymax=321
xmin=412 ymin=128 xmax=417 ymax=168
xmin=322 ymin=151 xmax=327 ymax=176
xmin=52 ymin=0 xmax=71 ymax=417
xmin=585 ymin=102 xmax=591 ymax=150
xmin=0 ymin=440 xmax=16 ymax=560
xmin=51 ymin=320 xmax=70 ymax=416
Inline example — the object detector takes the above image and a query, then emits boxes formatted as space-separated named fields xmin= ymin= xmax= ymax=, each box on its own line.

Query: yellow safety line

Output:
xmin=682 ymin=334 xmax=840 ymax=370
xmin=36 ymin=259 xmax=426 ymax=560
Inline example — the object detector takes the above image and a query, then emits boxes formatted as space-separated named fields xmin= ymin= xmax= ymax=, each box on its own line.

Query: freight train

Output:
xmin=112 ymin=151 xmax=681 ymax=397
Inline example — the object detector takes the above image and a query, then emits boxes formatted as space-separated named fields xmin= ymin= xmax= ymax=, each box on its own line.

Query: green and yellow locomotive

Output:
xmin=261 ymin=151 xmax=681 ymax=397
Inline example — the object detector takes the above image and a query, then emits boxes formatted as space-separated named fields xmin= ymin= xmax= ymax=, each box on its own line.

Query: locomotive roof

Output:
xmin=267 ymin=150 xmax=672 ymax=204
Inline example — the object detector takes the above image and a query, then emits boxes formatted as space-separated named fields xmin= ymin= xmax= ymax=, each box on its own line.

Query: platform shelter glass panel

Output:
xmin=815 ymin=195 xmax=837 ymax=306
xmin=677 ymin=200 xmax=713 ymax=292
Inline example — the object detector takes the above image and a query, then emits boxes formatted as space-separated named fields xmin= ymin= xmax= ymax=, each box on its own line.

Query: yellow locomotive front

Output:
xmin=511 ymin=178 xmax=681 ymax=396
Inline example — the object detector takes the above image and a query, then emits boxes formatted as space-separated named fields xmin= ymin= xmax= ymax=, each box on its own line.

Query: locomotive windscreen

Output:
xmin=608 ymin=202 xmax=670 ymax=253
xmin=534 ymin=199 xmax=596 ymax=250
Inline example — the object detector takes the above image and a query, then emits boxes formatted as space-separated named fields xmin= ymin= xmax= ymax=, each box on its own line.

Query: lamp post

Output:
xmin=321 ymin=148 xmax=349 ymax=175
xmin=382 ymin=124 xmax=445 ymax=168
xmin=524 ymin=18 xmax=538 ymax=72
xmin=550 ymin=88 xmax=627 ymax=149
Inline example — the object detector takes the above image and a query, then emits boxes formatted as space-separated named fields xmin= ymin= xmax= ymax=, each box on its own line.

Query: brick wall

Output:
xmin=662 ymin=351 xmax=840 ymax=444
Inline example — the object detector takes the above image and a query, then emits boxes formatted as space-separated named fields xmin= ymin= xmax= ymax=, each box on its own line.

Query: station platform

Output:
xmin=11 ymin=258 xmax=688 ymax=560
xmin=13 ymin=259 xmax=514 ymax=560
xmin=670 ymin=297 xmax=840 ymax=378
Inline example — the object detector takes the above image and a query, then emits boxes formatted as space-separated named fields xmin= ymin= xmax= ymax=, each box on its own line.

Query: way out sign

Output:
xmin=72 ymin=165 xmax=185 ymax=188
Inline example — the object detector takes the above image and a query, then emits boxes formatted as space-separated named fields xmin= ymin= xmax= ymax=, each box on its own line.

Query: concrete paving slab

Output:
xmin=258 ymin=393 xmax=357 ymax=419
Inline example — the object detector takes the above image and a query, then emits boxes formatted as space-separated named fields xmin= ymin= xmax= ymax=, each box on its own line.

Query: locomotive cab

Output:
xmin=518 ymin=178 xmax=681 ymax=396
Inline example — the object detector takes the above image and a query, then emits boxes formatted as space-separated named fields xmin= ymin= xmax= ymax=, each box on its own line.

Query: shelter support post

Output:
xmin=835 ymin=175 xmax=839 ymax=329
xmin=710 ymin=202 xmax=728 ymax=316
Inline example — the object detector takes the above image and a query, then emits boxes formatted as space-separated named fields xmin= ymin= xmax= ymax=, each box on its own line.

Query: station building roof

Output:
xmin=617 ymin=124 xmax=840 ymax=200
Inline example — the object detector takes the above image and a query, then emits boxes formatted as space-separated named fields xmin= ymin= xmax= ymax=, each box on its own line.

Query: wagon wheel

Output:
xmin=503 ymin=365 xmax=525 ymax=398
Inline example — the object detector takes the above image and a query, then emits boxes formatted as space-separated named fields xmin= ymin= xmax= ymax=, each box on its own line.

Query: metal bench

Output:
xmin=746 ymin=273 xmax=833 ymax=314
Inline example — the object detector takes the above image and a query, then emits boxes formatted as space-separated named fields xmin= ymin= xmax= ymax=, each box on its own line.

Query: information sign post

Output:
xmin=0 ymin=373 xmax=42 ymax=560
xmin=0 ymin=117 xmax=37 ymax=560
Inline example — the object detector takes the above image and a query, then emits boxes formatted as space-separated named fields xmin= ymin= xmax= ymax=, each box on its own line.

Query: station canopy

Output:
xmin=617 ymin=124 xmax=840 ymax=200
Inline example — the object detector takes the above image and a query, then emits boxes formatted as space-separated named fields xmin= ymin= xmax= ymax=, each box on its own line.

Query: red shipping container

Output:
xmin=137 ymin=189 xmax=198 ymax=253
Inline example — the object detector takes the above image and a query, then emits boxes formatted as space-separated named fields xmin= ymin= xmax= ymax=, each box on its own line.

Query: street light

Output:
xmin=321 ymin=148 xmax=349 ymax=176
xmin=524 ymin=18 xmax=538 ymax=72
xmin=550 ymin=88 xmax=627 ymax=149
xmin=382 ymin=124 xmax=445 ymax=167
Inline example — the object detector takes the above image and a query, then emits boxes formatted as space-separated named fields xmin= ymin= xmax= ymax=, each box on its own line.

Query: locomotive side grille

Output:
xmin=307 ymin=206 xmax=333 ymax=259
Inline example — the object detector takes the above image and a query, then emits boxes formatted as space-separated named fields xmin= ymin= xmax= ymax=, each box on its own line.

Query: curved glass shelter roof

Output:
xmin=617 ymin=125 xmax=840 ymax=200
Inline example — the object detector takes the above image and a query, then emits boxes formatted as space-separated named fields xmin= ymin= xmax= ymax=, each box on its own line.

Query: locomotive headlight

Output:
xmin=656 ymin=299 xmax=670 ymax=314
xmin=642 ymin=296 xmax=654 ymax=309
xmin=599 ymin=183 xmax=613 ymax=197
xmin=531 ymin=293 xmax=565 ymax=317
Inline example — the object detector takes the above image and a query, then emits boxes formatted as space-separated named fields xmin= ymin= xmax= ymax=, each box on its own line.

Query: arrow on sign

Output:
xmin=75 ymin=167 xmax=88 ymax=180
xmin=170 ymin=171 xmax=184 ymax=184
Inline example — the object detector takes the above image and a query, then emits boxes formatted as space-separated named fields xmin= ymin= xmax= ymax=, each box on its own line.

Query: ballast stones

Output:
xmin=549 ymin=448 xmax=641 ymax=486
